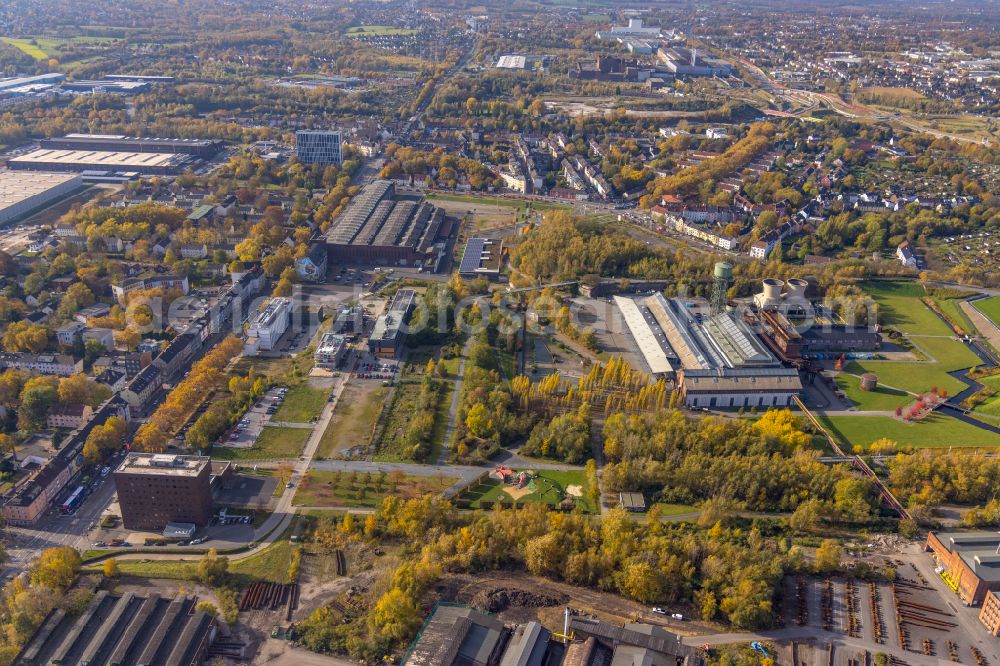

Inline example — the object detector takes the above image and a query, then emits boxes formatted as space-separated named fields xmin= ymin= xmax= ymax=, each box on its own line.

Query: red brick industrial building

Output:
xmin=113 ymin=453 xmax=214 ymax=530
xmin=925 ymin=531 xmax=1000 ymax=634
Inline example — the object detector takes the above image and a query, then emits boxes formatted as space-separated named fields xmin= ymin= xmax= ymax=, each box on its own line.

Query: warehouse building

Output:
xmin=756 ymin=309 xmax=880 ymax=361
xmin=458 ymin=237 xmax=504 ymax=279
xmin=657 ymin=47 xmax=734 ymax=77
xmin=0 ymin=171 xmax=83 ymax=225
xmin=114 ymin=454 xmax=214 ymax=530
xmin=613 ymin=295 xmax=678 ymax=376
xmin=0 ymin=73 xmax=65 ymax=92
xmin=566 ymin=617 xmax=701 ymax=666
xmin=926 ymin=531 xmax=1000 ymax=607
xmin=8 ymin=149 xmax=196 ymax=176
xmin=370 ymin=289 xmax=416 ymax=357
xmin=38 ymin=133 xmax=223 ymax=158
xmin=326 ymin=180 xmax=448 ymax=266
xmin=404 ymin=604 xmax=507 ymax=665
xmin=15 ymin=592 xmax=218 ymax=666
xmin=615 ymin=293 xmax=801 ymax=408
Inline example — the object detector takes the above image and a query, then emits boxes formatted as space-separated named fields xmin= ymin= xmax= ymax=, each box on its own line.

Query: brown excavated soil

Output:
xmin=469 ymin=586 xmax=568 ymax=613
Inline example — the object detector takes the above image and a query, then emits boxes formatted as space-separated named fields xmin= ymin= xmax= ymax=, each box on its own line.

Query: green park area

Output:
xmin=346 ymin=25 xmax=419 ymax=36
xmin=1 ymin=38 xmax=48 ymax=60
xmin=818 ymin=413 xmax=1000 ymax=450
xmin=838 ymin=282 xmax=983 ymax=410
xmin=834 ymin=373 xmax=911 ymax=412
xmin=842 ymin=334 xmax=979 ymax=405
xmin=862 ymin=281 xmax=951 ymax=334
xmin=85 ymin=534 xmax=301 ymax=584
xmin=273 ymin=383 xmax=327 ymax=423
xmin=211 ymin=426 xmax=311 ymax=460
xmin=1 ymin=35 xmax=124 ymax=61
xmin=969 ymin=374 xmax=1000 ymax=425
xmin=292 ymin=470 xmax=457 ymax=509
xmin=974 ymin=296 xmax=1000 ymax=329
xmin=461 ymin=469 xmax=597 ymax=514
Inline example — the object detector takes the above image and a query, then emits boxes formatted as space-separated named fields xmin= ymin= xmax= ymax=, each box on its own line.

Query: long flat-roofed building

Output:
xmin=114 ymin=453 xmax=213 ymax=530
xmin=615 ymin=293 xmax=802 ymax=408
xmin=0 ymin=171 xmax=82 ymax=225
xmin=38 ymin=133 xmax=223 ymax=158
xmin=458 ymin=237 xmax=503 ymax=279
xmin=15 ymin=592 xmax=218 ymax=666
xmin=613 ymin=295 xmax=677 ymax=376
xmin=8 ymin=149 xmax=196 ymax=175
xmin=0 ymin=73 xmax=65 ymax=92
xmin=326 ymin=180 xmax=447 ymax=266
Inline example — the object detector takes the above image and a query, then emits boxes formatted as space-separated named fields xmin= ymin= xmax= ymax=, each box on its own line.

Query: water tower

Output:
xmin=710 ymin=262 xmax=733 ymax=315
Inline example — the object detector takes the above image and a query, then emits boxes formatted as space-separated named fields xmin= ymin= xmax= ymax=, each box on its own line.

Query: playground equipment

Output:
xmin=751 ymin=642 xmax=770 ymax=659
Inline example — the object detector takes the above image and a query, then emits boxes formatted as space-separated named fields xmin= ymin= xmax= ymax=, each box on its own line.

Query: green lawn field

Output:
xmin=1 ymin=35 xmax=124 ymax=62
xmin=272 ymin=384 xmax=327 ymax=423
xmin=971 ymin=375 xmax=1000 ymax=425
xmin=861 ymin=280 xmax=952 ymax=336
xmin=426 ymin=192 xmax=572 ymax=212
xmin=653 ymin=502 xmax=698 ymax=516
xmin=346 ymin=25 xmax=419 ymax=36
xmin=292 ymin=470 xmax=456 ymax=508
xmin=1 ymin=38 xmax=48 ymax=60
xmin=843 ymin=334 xmax=980 ymax=404
xmin=932 ymin=296 xmax=978 ymax=336
xmin=211 ymin=426 xmax=311 ymax=460
xmin=317 ymin=383 xmax=388 ymax=458
xmin=974 ymin=296 xmax=1000 ymax=329
xmin=818 ymin=413 xmax=1000 ymax=449
xmin=834 ymin=283 xmax=982 ymax=410
xmin=835 ymin=373 xmax=911 ymax=412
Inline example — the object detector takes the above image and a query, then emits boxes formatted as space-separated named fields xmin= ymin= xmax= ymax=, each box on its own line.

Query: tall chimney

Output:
xmin=691 ymin=48 xmax=697 ymax=66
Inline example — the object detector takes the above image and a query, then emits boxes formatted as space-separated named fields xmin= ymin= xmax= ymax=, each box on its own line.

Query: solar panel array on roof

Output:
xmin=459 ymin=238 xmax=487 ymax=274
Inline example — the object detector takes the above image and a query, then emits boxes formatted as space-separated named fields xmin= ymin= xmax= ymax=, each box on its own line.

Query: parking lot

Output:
xmin=353 ymin=357 xmax=400 ymax=382
xmin=218 ymin=386 xmax=289 ymax=448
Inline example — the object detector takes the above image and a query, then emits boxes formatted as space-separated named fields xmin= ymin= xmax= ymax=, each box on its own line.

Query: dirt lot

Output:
xmin=431 ymin=571 xmax=706 ymax=637
xmin=780 ymin=558 xmax=990 ymax=666
xmin=316 ymin=380 xmax=389 ymax=459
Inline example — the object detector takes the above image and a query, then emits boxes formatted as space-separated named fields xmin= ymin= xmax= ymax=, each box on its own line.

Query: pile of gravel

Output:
xmin=470 ymin=587 xmax=568 ymax=613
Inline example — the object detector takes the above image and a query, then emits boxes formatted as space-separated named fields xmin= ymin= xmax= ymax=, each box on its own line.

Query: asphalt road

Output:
xmin=4 ymin=467 xmax=118 ymax=576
